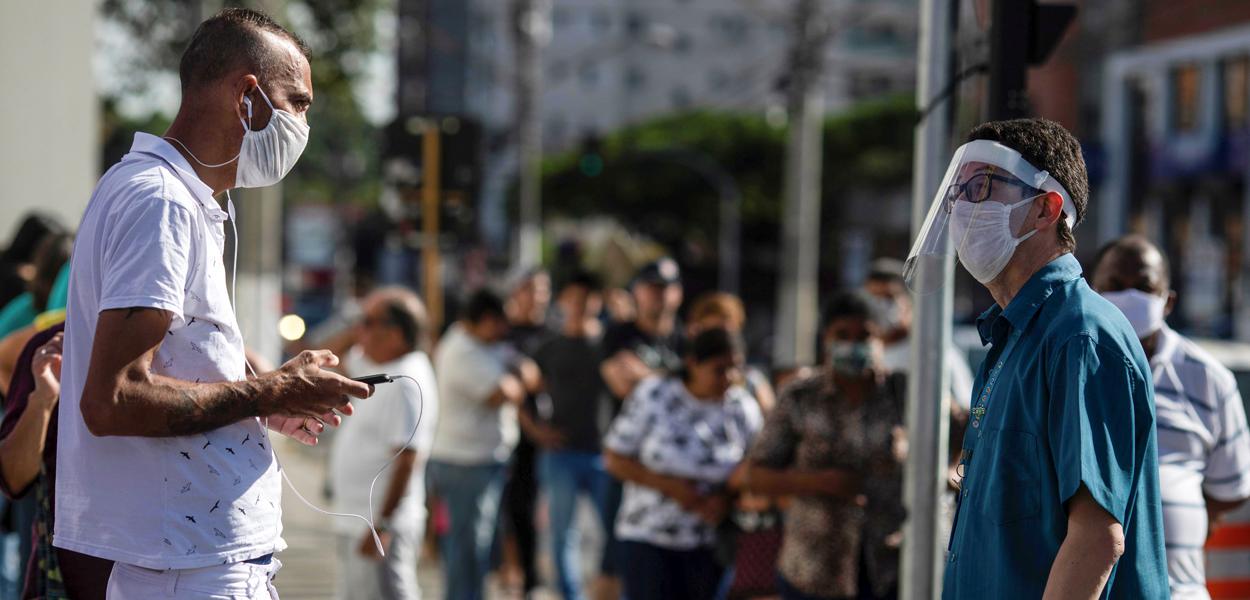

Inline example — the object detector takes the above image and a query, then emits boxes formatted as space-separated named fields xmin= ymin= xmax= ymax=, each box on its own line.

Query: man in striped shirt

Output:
xmin=1093 ymin=234 xmax=1250 ymax=599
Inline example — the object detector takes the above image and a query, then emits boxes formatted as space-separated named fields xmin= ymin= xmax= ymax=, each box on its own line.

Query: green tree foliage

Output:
xmin=540 ymin=94 xmax=917 ymax=275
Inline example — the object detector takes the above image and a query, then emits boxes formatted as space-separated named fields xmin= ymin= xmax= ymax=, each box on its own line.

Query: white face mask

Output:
xmin=1101 ymin=289 xmax=1166 ymax=338
xmin=235 ymin=84 xmax=310 ymax=189
xmin=949 ymin=195 xmax=1040 ymax=284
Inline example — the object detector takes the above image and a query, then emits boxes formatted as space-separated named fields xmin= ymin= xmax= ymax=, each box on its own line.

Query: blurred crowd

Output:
xmin=282 ymin=252 xmax=969 ymax=600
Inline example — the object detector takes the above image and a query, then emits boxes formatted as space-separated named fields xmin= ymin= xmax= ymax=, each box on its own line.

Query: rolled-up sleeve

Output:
xmin=1047 ymin=334 xmax=1149 ymax=524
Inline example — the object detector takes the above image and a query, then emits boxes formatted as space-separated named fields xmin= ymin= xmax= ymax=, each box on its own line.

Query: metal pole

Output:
xmin=902 ymin=0 xmax=955 ymax=597
xmin=773 ymin=0 xmax=825 ymax=369
xmin=422 ymin=124 xmax=444 ymax=333
xmin=513 ymin=0 xmax=549 ymax=269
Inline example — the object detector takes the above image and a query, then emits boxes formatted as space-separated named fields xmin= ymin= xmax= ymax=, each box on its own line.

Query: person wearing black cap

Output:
xmin=600 ymin=258 xmax=684 ymax=400
xmin=595 ymin=257 xmax=683 ymax=596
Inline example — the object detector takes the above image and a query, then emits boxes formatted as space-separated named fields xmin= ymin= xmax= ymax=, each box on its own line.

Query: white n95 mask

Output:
xmin=1101 ymin=289 xmax=1166 ymax=338
xmin=235 ymin=84 xmax=309 ymax=189
xmin=949 ymin=195 xmax=1041 ymax=284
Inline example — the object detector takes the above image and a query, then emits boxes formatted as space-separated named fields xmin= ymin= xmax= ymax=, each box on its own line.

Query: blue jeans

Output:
xmin=426 ymin=460 xmax=507 ymax=600
xmin=539 ymin=451 xmax=617 ymax=600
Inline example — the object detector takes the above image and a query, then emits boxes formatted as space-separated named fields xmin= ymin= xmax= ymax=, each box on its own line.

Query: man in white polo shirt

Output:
xmin=1093 ymin=234 xmax=1250 ymax=600
xmin=57 ymin=8 xmax=371 ymax=598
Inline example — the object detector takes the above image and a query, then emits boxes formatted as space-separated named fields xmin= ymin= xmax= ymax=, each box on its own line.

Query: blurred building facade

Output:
xmin=1025 ymin=2 xmax=1250 ymax=342
xmin=394 ymin=0 xmax=918 ymax=252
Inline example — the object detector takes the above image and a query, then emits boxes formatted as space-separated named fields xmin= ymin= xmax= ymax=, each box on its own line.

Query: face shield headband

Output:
xmin=903 ymin=139 xmax=1078 ymax=293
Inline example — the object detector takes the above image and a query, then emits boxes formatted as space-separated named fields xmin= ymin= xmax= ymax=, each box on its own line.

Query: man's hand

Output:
xmin=261 ymin=350 xmax=371 ymax=419
xmin=527 ymin=422 xmax=566 ymax=450
xmin=660 ymin=478 xmax=704 ymax=511
xmin=30 ymin=333 xmax=64 ymax=410
xmin=694 ymin=494 xmax=731 ymax=525
xmin=358 ymin=529 xmax=392 ymax=560
xmin=266 ymin=412 xmax=341 ymax=446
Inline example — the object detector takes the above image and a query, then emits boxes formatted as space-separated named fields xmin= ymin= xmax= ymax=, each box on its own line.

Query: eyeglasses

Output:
xmin=944 ymin=167 xmax=1040 ymax=212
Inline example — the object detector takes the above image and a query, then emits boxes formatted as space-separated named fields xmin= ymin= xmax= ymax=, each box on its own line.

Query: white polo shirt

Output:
xmin=1152 ymin=326 xmax=1250 ymax=600
xmin=56 ymin=133 xmax=284 ymax=569
xmin=329 ymin=348 xmax=439 ymax=536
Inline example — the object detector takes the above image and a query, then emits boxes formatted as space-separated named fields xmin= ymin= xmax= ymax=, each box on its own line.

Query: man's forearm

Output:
xmin=88 ymin=373 xmax=269 ymax=438
xmin=379 ymin=450 xmax=417 ymax=520
xmin=1043 ymin=487 xmax=1124 ymax=600
xmin=739 ymin=465 xmax=859 ymax=498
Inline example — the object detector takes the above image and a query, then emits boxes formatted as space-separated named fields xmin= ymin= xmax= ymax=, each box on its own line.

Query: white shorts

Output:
xmin=105 ymin=556 xmax=282 ymax=599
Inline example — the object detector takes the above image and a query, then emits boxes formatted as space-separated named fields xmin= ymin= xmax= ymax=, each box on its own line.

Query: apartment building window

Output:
xmin=1225 ymin=56 xmax=1249 ymax=129
xmin=626 ymin=12 xmax=647 ymax=40
xmin=552 ymin=7 xmax=571 ymax=31
xmin=1172 ymin=64 xmax=1202 ymax=133
xmin=671 ymin=87 xmax=692 ymax=109
xmin=674 ymin=32 xmax=694 ymax=54
xmin=625 ymin=66 xmax=646 ymax=91
xmin=592 ymin=9 xmax=612 ymax=34
xmin=579 ymin=64 xmax=600 ymax=88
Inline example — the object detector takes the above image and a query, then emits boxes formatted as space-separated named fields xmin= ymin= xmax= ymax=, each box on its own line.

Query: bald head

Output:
xmin=1091 ymin=235 xmax=1171 ymax=296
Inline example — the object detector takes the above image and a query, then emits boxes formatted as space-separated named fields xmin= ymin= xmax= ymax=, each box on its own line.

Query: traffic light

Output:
xmin=987 ymin=0 xmax=1077 ymax=119
xmin=383 ymin=115 xmax=482 ymax=195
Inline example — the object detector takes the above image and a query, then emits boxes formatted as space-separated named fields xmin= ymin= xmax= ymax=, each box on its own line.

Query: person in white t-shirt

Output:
xmin=329 ymin=287 xmax=439 ymax=600
xmin=427 ymin=289 xmax=525 ymax=600
xmin=57 ymin=9 xmax=371 ymax=599
xmin=1093 ymin=235 xmax=1250 ymax=600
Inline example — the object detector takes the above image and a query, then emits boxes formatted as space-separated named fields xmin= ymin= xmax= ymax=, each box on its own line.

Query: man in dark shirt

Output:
xmin=600 ymin=258 xmax=684 ymax=400
xmin=500 ymin=268 xmax=550 ymax=595
xmin=523 ymin=272 xmax=614 ymax=600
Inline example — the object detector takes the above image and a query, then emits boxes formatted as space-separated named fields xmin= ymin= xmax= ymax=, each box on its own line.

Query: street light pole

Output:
xmin=513 ymin=0 xmax=550 ymax=269
xmin=773 ymin=0 xmax=826 ymax=369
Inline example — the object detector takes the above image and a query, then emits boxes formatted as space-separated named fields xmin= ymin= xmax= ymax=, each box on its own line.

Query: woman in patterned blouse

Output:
xmin=603 ymin=328 xmax=763 ymax=600
xmin=730 ymin=292 xmax=908 ymax=600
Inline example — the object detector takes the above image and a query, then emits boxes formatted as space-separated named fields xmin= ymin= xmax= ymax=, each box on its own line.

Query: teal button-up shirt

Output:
xmin=943 ymin=254 xmax=1169 ymax=598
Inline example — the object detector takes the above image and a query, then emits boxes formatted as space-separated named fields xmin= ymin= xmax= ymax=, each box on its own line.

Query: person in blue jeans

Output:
xmin=427 ymin=290 xmax=526 ymax=600
xmin=522 ymin=272 xmax=615 ymax=600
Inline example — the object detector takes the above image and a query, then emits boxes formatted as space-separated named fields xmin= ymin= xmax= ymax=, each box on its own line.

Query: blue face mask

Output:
xmin=828 ymin=340 xmax=874 ymax=377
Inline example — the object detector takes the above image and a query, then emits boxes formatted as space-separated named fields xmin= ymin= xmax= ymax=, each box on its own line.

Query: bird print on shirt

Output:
xmin=209 ymin=500 xmax=220 ymax=513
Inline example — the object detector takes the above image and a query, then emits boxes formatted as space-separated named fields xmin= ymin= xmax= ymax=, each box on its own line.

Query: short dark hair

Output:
xmin=371 ymin=287 xmax=427 ymax=351
xmin=559 ymin=270 xmax=603 ymax=293
xmin=683 ymin=327 xmax=744 ymax=364
xmin=1093 ymin=234 xmax=1172 ymax=289
xmin=462 ymin=289 xmax=507 ymax=323
xmin=966 ymin=118 xmax=1089 ymax=252
xmin=821 ymin=291 xmax=873 ymax=330
xmin=178 ymin=8 xmax=310 ymax=92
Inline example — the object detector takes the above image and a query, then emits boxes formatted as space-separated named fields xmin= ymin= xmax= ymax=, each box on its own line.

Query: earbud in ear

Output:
xmin=243 ymin=95 xmax=253 ymax=121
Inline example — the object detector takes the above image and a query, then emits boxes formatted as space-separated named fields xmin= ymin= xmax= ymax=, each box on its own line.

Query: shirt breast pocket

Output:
xmin=979 ymin=428 xmax=1040 ymax=526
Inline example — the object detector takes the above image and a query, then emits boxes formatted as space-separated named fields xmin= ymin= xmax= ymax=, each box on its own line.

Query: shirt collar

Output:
xmin=127 ymin=132 xmax=228 ymax=222
xmin=1149 ymin=325 xmax=1181 ymax=370
xmin=975 ymin=253 xmax=1083 ymax=345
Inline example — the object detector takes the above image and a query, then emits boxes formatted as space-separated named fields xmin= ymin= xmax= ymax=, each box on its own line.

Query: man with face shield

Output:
xmin=1092 ymin=235 xmax=1250 ymax=600
xmin=906 ymin=119 xmax=1167 ymax=598
xmin=56 ymin=9 xmax=372 ymax=598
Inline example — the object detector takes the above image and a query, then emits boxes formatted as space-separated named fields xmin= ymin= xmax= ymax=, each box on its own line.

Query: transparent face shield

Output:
xmin=903 ymin=140 xmax=1077 ymax=293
